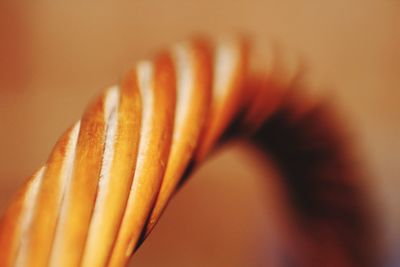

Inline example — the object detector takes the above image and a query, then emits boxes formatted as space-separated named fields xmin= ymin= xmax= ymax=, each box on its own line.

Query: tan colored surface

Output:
xmin=0 ymin=1 xmax=399 ymax=266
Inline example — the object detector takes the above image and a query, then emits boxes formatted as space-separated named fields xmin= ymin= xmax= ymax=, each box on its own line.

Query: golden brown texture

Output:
xmin=0 ymin=37 xmax=375 ymax=267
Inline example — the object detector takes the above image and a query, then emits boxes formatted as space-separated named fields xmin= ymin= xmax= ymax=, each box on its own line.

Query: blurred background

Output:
xmin=0 ymin=1 xmax=399 ymax=266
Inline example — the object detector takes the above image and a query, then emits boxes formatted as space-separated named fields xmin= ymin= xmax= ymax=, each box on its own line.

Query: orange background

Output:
xmin=0 ymin=1 xmax=399 ymax=266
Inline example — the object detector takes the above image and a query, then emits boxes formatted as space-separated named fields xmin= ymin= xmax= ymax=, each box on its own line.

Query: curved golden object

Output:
xmin=0 ymin=37 xmax=375 ymax=267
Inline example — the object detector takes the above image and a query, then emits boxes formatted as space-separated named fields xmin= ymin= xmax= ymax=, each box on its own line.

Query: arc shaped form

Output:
xmin=0 ymin=37 xmax=375 ymax=267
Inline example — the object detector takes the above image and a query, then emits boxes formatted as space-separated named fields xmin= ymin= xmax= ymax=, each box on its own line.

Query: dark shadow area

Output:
xmin=251 ymin=99 xmax=379 ymax=267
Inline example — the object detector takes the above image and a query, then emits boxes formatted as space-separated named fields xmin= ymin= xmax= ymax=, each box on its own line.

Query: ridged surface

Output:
xmin=0 ymin=37 xmax=374 ymax=267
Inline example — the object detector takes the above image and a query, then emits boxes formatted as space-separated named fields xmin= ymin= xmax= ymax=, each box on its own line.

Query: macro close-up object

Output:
xmin=0 ymin=2 xmax=399 ymax=267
